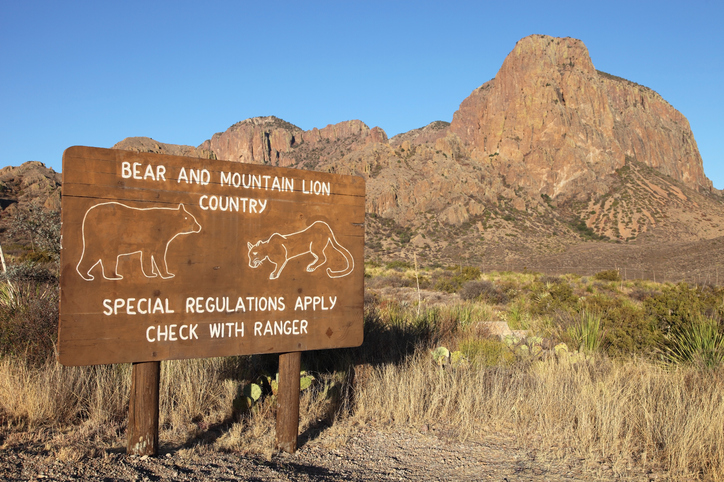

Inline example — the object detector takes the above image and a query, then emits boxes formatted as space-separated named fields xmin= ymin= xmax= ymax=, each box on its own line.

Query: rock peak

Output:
xmin=507 ymin=35 xmax=595 ymax=75
xmin=451 ymin=35 xmax=711 ymax=198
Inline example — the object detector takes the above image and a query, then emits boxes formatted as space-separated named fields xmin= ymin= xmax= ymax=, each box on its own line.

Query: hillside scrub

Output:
xmin=3 ymin=260 xmax=724 ymax=478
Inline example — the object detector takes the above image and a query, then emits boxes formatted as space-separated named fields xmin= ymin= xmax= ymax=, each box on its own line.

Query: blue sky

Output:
xmin=2 ymin=1 xmax=723 ymax=188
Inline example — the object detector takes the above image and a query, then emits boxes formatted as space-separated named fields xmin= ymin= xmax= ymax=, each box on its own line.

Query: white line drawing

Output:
xmin=76 ymin=202 xmax=201 ymax=281
xmin=247 ymin=220 xmax=354 ymax=280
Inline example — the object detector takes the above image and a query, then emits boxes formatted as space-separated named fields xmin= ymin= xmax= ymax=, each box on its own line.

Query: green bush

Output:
xmin=582 ymin=294 xmax=660 ymax=357
xmin=644 ymin=283 xmax=718 ymax=335
xmin=532 ymin=280 xmax=579 ymax=316
xmin=432 ymin=266 xmax=482 ymax=294
xmin=8 ymin=203 xmax=61 ymax=260
xmin=593 ymin=270 xmax=621 ymax=282
xmin=434 ymin=277 xmax=458 ymax=293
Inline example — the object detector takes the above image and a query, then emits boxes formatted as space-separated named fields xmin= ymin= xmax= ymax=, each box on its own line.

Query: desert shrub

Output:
xmin=432 ymin=270 xmax=456 ymax=293
xmin=458 ymin=338 xmax=515 ymax=367
xmin=433 ymin=277 xmax=458 ymax=293
xmin=593 ymin=269 xmax=621 ymax=282
xmin=0 ymin=289 xmax=59 ymax=364
xmin=8 ymin=203 xmax=61 ymax=260
xmin=0 ymin=263 xmax=60 ymax=365
xmin=539 ymin=275 xmax=562 ymax=285
xmin=365 ymin=274 xmax=412 ymax=289
xmin=628 ymin=287 xmax=660 ymax=302
xmin=644 ymin=283 xmax=714 ymax=335
xmin=459 ymin=280 xmax=508 ymax=304
xmin=459 ymin=266 xmax=482 ymax=281
xmin=363 ymin=291 xmax=379 ymax=311
xmin=416 ymin=275 xmax=431 ymax=290
xmin=549 ymin=282 xmax=576 ymax=303
xmin=582 ymin=294 xmax=660 ymax=357
xmin=432 ymin=266 xmax=482 ymax=294
xmin=532 ymin=280 xmax=579 ymax=316
xmin=386 ymin=260 xmax=412 ymax=270
xmin=0 ymin=262 xmax=57 ymax=283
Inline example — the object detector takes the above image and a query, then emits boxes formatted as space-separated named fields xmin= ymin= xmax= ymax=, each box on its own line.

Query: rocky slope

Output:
xmin=0 ymin=162 xmax=61 ymax=213
xmin=69 ymin=35 xmax=724 ymax=270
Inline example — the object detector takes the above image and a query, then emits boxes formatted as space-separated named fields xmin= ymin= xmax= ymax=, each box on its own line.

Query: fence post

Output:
xmin=276 ymin=352 xmax=301 ymax=453
xmin=127 ymin=361 xmax=160 ymax=456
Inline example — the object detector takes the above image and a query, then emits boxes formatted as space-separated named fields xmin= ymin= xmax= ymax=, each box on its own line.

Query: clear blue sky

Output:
xmin=2 ymin=1 xmax=723 ymax=188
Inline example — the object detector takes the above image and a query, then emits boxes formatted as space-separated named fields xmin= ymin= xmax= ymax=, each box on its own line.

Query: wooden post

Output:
xmin=127 ymin=361 xmax=160 ymax=456
xmin=276 ymin=352 xmax=301 ymax=453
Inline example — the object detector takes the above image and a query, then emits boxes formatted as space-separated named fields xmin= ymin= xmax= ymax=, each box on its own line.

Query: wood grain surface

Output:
xmin=59 ymin=146 xmax=364 ymax=366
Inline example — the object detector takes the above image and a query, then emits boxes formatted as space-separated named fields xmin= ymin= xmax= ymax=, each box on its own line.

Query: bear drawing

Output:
xmin=76 ymin=202 xmax=202 ymax=281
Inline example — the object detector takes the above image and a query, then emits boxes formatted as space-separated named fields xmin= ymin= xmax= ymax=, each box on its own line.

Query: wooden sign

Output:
xmin=59 ymin=146 xmax=365 ymax=366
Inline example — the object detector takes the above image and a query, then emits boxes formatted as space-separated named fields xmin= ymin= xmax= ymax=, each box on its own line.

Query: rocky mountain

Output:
xmin=107 ymin=34 xmax=722 ymax=272
xmin=2 ymin=34 xmax=717 ymax=278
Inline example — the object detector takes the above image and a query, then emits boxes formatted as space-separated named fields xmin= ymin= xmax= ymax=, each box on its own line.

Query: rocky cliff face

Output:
xmin=111 ymin=35 xmax=720 ymax=264
xmin=449 ymin=35 xmax=711 ymax=199
xmin=195 ymin=116 xmax=381 ymax=168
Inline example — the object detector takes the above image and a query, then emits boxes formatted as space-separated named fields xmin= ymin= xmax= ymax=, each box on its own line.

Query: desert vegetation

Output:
xmin=3 ymin=208 xmax=724 ymax=479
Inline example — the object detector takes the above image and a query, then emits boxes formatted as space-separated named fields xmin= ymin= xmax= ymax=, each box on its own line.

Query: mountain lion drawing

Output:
xmin=247 ymin=221 xmax=354 ymax=280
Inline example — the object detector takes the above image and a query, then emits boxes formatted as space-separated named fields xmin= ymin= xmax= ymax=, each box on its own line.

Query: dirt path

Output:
xmin=1 ymin=426 xmax=662 ymax=481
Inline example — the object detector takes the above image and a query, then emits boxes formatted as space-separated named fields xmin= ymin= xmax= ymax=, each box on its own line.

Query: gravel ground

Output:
xmin=1 ymin=425 xmax=665 ymax=481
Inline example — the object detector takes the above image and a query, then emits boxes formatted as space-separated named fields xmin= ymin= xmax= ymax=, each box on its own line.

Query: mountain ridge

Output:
xmin=106 ymin=35 xmax=722 ymax=270
xmin=4 ymin=34 xmax=720 ymax=279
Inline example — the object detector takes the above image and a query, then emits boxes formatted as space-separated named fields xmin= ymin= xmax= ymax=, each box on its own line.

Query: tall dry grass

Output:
xmin=0 ymin=358 xmax=130 ymax=428
xmin=351 ymin=352 xmax=724 ymax=479
xmin=159 ymin=357 xmax=243 ymax=441
xmin=0 ymin=357 xmax=249 ymax=446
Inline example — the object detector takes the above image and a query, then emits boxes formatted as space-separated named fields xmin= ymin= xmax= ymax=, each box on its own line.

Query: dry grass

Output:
xmin=4 ymin=268 xmax=724 ymax=479
xmin=159 ymin=358 xmax=243 ymax=442
xmin=0 ymin=355 xmax=348 ymax=458
xmin=0 ymin=358 xmax=130 ymax=429
xmin=3 ymin=343 xmax=724 ymax=478
xmin=215 ymin=371 xmax=348 ymax=457
xmin=351 ymin=352 xmax=724 ymax=479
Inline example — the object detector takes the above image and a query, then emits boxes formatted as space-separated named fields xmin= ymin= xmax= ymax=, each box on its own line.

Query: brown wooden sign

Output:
xmin=59 ymin=146 xmax=364 ymax=366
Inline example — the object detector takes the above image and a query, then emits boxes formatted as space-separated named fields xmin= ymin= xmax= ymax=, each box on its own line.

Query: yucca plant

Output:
xmin=663 ymin=316 xmax=724 ymax=369
xmin=567 ymin=310 xmax=603 ymax=353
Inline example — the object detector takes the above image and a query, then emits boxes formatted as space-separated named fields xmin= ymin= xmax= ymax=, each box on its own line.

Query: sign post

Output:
xmin=275 ymin=352 xmax=302 ymax=452
xmin=127 ymin=361 xmax=160 ymax=456
xmin=59 ymin=146 xmax=365 ymax=454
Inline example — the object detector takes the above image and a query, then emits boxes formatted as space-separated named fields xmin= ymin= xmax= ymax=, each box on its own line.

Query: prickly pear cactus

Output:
xmin=431 ymin=347 xmax=450 ymax=366
xmin=244 ymin=382 xmax=262 ymax=402
xmin=299 ymin=371 xmax=315 ymax=391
